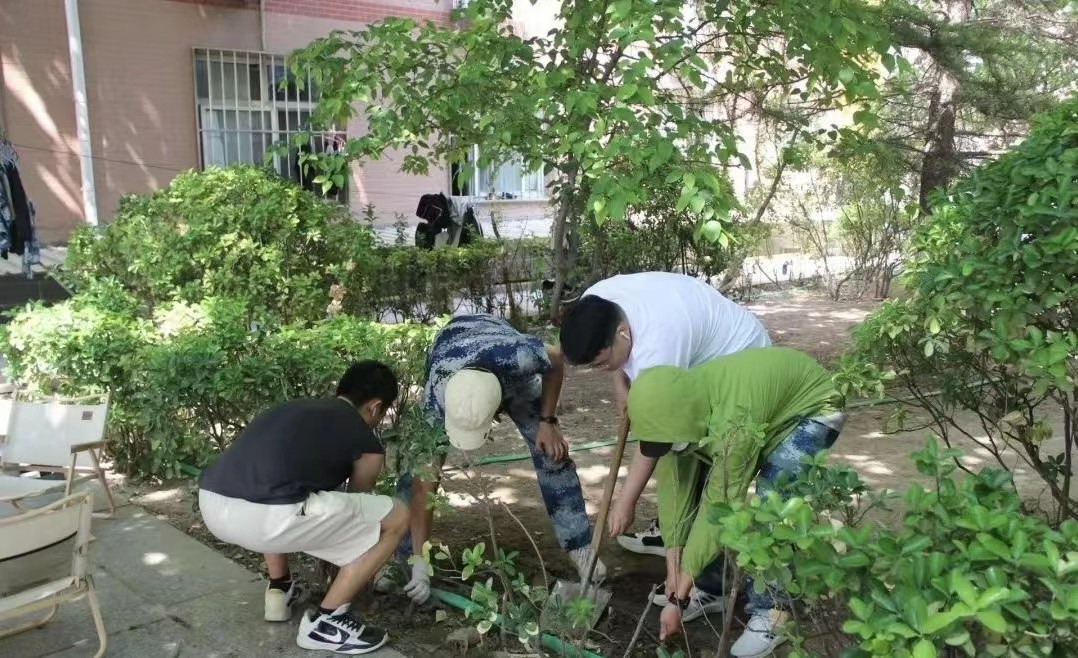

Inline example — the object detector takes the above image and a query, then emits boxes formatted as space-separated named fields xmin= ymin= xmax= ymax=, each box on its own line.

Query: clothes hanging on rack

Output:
xmin=0 ymin=140 xmax=42 ymax=279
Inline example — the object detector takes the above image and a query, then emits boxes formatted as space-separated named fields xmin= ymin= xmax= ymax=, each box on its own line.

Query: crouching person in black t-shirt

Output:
xmin=197 ymin=360 xmax=407 ymax=655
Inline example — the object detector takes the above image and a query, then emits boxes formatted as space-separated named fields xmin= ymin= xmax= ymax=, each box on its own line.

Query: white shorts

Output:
xmin=198 ymin=489 xmax=396 ymax=567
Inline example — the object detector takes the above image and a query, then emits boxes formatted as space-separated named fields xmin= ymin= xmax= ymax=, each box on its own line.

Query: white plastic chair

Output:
xmin=0 ymin=393 xmax=115 ymax=516
xmin=0 ymin=491 xmax=106 ymax=657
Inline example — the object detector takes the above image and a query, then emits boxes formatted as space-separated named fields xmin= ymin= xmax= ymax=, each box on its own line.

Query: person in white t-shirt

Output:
xmin=559 ymin=271 xmax=770 ymax=559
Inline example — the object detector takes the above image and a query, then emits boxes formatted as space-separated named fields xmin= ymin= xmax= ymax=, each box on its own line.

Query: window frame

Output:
xmin=451 ymin=146 xmax=546 ymax=201
xmin=192 ymin=48 xmax=345 ymax=201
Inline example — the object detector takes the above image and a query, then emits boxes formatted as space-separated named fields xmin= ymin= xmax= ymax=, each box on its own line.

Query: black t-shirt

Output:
xmin=198 ymin=398 xmax=384 ymax=504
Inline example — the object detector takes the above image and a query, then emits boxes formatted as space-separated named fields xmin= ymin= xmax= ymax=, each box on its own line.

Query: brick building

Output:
xmin=0 ymin=0 xmax=555 ymax=245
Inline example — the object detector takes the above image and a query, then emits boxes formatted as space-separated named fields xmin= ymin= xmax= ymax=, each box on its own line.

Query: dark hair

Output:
xmin=336 ymin=360 xmax=399 ymax=407
xmin=559 ymin=295 xmax=622 ymax=365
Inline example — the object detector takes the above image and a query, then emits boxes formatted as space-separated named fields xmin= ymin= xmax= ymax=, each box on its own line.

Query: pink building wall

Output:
xmin=0 ymin=0 xmax=552 ymax=243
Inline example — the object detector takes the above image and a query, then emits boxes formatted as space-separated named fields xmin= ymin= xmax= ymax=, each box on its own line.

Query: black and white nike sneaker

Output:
xmin=296 ymin=604 xmax=388 ymax=655
xmin=616 ymin=519 xmax=666 ymax=556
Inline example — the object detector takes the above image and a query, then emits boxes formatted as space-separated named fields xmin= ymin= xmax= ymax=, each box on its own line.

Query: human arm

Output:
xmin=347 ymin=453 xmax=385 ymax=493
xmin=612 ymin=370 xmax=630 ymax=412
xmin=403 ymin=455 xmax=445 ymax=604
xmin=407 ymin=457 xmax=445 ymax=560
xmin=659 ymin=546 xmax=695 ymax=639
xmin=535 ymin=344 xmax=569 ymax=461
xmin=606 ymin=452 xmax=658 ymax=536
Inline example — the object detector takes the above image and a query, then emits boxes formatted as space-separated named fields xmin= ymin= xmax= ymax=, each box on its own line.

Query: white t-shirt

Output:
xmin=584 ymin=272 xmax=770 ymax=382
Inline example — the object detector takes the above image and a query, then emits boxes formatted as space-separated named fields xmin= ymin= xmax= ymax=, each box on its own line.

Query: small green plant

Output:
xmin=421 ymin=540 xmax=547 ymax=649
xmin=712 ymin=439 xmax=1078 ymax=658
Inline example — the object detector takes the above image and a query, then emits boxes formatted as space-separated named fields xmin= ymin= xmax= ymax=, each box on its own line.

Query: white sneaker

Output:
xmin=616 ymin=519 xmax=666 ymax=556
xmin=264 ymin=581 xmax=305 ymax=622
xmin=297 ymin=604 xmax=388 ymax=654
xmin=730 ymin=609 xmax=790 ymax=657
xmin=648 ymin=585 xmax=726 ymax=622
xmin=568 ymin=546 xmax=607 ymax=584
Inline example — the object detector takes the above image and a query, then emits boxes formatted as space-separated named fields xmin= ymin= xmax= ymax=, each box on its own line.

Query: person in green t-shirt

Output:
xmin=625 ymin=346 xmax=846 ymax=658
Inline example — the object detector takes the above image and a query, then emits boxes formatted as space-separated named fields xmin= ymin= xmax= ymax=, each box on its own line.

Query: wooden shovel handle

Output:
xmin=581 ymin=411 xmax=631 ymax=587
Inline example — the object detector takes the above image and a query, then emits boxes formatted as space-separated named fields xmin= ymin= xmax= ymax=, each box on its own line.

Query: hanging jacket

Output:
xmin=0 ymin=140 xmax=42 ymax=277
xmin=626 ymin=346 xmax=844 ymax=578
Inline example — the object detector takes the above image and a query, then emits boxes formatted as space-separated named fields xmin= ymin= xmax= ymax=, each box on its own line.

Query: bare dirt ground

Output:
xmin=125 ymin=287 xmax=1068 ymax=657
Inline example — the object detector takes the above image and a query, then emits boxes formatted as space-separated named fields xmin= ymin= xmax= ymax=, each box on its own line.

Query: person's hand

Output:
xmin=606 ymin=500 xmax=635 ymax=538
xmin=403 ymin=558 xmax=431 ymax=604
xmin=536 ymin=421 xmax=569 ymax=462
xmin=659 ymin=603 xmax=683 ymax=640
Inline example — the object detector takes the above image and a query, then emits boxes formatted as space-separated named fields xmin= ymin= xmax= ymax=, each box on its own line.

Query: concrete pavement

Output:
xmin=0 ymin=492 xmax=409 ymax=658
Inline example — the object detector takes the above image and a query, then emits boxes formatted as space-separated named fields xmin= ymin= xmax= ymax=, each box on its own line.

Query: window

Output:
xmin=450 ymin=147 xmax=545 ymax=200
xmin=193 ymin=49 xmax=346 ymax=201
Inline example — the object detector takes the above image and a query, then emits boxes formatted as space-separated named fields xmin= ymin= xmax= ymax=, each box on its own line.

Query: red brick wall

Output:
xmin=265 ymin=0 xmax=450 ymax=25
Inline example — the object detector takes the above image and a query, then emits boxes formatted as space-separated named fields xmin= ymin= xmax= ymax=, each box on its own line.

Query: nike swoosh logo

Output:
xmin=312 ymin=626 xmax=348 ymax=643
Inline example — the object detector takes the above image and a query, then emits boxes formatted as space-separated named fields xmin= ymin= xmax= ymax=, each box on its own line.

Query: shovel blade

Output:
xmin=539 ymin=578 xmax=612 ymax=635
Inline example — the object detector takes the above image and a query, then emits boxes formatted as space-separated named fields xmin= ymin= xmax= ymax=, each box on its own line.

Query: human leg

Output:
xmin=296 ymin=494 xmax=408 ymax=654
xmin=732 ymin=416 xmax=841 ymax=658
xmin=506 ymin=378 xmax=600 ymax=580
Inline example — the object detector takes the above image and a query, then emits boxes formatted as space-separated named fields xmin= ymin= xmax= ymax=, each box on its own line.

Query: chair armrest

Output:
xmin=69 ymin=441 xmax=106 ymax=453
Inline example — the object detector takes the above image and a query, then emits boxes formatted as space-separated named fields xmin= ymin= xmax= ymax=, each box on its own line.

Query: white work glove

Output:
xmin=403 ymin=558 xmax=431 ymax=604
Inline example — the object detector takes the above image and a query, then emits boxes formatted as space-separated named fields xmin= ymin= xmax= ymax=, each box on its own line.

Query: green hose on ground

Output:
xmin=429 ymin=587 xmax=604 ymax=658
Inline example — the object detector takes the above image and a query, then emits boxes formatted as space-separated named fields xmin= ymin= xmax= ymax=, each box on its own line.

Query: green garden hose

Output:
xmin=429 ymin=587 xmax=604 ymax=658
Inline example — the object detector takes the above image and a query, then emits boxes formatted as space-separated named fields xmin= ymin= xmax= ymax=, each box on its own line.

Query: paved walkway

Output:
xmin=0 ymin=491 xmax=408 ymax=658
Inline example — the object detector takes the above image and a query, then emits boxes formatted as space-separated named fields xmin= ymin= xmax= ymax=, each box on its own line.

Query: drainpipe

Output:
xmin=259 ymin=0 xmax=267 ymax=51
xmin=64 ymin=0 xmax=99 ymax=226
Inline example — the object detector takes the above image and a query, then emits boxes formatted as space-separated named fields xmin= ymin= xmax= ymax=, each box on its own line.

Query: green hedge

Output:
xmin=0 ymin=294 xmax=438 ymax=479
xmin=60 ymin=166 xmax=379 ymax=326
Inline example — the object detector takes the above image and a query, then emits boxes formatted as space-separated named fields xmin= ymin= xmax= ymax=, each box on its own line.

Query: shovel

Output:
xmin=540 ymin=412 xmax=631 ymax=635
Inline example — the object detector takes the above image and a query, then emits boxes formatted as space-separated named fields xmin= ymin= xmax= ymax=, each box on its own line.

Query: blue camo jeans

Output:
xmin=396 ymin=376 xmax=592 ymax=560
xmin=694 ymin=416 xmax=841 ymax=610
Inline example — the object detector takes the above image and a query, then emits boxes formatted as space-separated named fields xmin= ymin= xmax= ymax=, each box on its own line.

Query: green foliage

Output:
xmin=60 ymin=166 xmax=378 ymax=325
xmin=837 ymin=96 xmax=1078 ymax=519
xmin=0 ymin=295 xmax=439 ymax=478
xmin=422 ymin=540 xmax=549 ymax=649
xmin=289 ymin=0 xmax=889 ymax=298
xmin=355 ymin=239 xmax=547 ymax=324
xmin=713 ymin=439 xmax=1078 ymax=658
xmin=575 ymin=174 xmax=770 ymax=286
xmin=0 ymin=284 xmax=151 ymax=396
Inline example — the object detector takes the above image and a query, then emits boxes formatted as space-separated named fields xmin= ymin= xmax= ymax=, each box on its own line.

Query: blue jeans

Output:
xmin=396 ymin=376 xmax=592 ymax=559
xmin=695 ymin=416 xmax=841 ymax=610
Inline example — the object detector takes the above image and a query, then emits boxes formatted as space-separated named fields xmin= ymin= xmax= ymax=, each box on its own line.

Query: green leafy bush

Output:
xmin=836 ymin=96 xmax=1078 ymax=521
xmin=356 ymin=239 xmax=548 ymax=325
xmin=714 ymin=439 xmax=1078 ymax=658
xmin=60 ymin=166 xmax=379 ymax=325
xmin=575 ymin=175 xmax=768 ymax=289
xmin=0 ymin=295 xmax=438 ymax=478
xmin=0 ymin=285 xmax=151 ymax=395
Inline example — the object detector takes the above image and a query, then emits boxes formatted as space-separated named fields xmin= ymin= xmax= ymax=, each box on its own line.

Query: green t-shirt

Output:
xmin=626 ymin=346 xmax=843 ymax=577
xmin=627 ymin=346 xmax=841 ymax=457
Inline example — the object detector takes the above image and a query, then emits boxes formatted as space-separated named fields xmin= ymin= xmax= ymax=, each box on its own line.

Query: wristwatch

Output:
xmin=539 ymin=415 xmax=559 ymax=425
xmin=668 ymin=593 xmax=690 ymax=610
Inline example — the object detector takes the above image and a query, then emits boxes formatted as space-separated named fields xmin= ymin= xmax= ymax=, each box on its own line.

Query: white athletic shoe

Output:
xmin=649 ymin=585 xmax=726 ymax=622
xmin=568 ymin=546 xmax=607 ymax=584
xmin=264 ymin=581 xmax=305 ymax=622
xmin=730 ymin=609 xmax=790 ymax=657
xmin=615 ymin=519 xmax=666 ymax=556
xmin=296 ymin=604 xmax=388 ymax=655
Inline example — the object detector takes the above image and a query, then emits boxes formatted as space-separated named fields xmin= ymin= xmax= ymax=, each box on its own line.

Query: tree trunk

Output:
xmin=918 ymin=0 xmax=972 ymax=216
xmin=547 ymin=171 xmax=578 ymax=321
